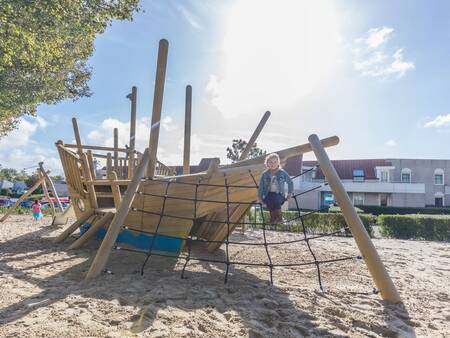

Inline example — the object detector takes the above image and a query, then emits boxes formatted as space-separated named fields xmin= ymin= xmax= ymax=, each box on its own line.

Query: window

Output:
xmin=379 ymin=171 xmax=389 ymax=182
xmin=434 ymin=169 xmax=444 ymax=185
xmin=353 ymin=193 xmax=364 ymax=205
xmin=353 ymin=169 xmax=365 ymax=182
xmin=401 ymin=168 xmax=411 ymax=183
xmin=435 ymin=193 xmax=444 ymax=207
xmin=379 ymin=194 xmax=390 ymax=207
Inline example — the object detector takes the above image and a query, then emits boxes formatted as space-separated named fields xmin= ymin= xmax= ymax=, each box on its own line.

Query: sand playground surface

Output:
xmin=0 ymin=215 xmax=449 ymax=337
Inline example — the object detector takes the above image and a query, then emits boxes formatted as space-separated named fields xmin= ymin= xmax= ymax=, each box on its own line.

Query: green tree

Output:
xmin=0 ymin=0 xmax=140 ymax=136
xmin=226 ymin=139 xmax=266 ymax=163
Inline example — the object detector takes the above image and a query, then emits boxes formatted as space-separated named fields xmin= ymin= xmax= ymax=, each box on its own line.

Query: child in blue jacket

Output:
xmin=258 ymin=153 xmax=293 ymax=223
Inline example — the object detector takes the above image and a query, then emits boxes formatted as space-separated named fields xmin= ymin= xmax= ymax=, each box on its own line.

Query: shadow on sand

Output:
xmin=0 ymin=220 xmax=417 ymax=337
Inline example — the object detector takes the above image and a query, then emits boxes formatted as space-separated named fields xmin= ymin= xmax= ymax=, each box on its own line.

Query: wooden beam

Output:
xmin=113 ymin=128 xmax=119 ymax=174
xmin=38 ymin=162 xmax=64 ymax=213
xmin=106 ymin=153 xmax=112 ymax=177
xmin=308 ymin=134 xmax=401 ymax=303
xmin=81 ymin=153 xmax=98 ymax=209
xmin=53 ymin=209 xmax=95 ymax=243
xmin=87 ymin=150 xmax=96 ymax=179
xmin=221 ymin=136 xmax=340 ymax=169
xmin=71 ymin=118 xmax=83 ymax=156
xmin=147 ymin=39 xmax=169 ymax=177
xmin=108 ymin=171 xmax=122 ymax=209
xmin=128 ymin=86 xmax=137 ymax=178
xmin=0 ymin=176 xmax=45 ymax=222
xmin=183 ymin=85 xmax=192 ymax=174
xmin=239 ymin=110 xmax=271 ymax=161
xmin=64 ymin=144 xmax=130 ymax=153
xmin=85 ymin=148 xmax=150 ymax=280
xmin=39 ymin=170 xmax=55 ymax=217
xmin=93 ymin=153 xmax=128 ymax=160
xmin=69 ymin=212 xmax=114 ymax=250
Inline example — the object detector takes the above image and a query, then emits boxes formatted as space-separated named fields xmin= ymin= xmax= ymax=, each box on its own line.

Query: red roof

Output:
xmin=302 ymin=159 xmax=391 ymax=179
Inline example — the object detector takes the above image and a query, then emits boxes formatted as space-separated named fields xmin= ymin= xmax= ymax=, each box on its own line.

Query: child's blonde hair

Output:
xmin=264 ymin=153 xmax=280 ymax=167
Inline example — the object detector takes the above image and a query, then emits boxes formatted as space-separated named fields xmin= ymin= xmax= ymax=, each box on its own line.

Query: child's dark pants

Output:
xmin=263 ymin=192 xmax=286 ymax=211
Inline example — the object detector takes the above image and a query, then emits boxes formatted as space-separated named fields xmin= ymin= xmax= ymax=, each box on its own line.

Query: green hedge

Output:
xmin=0 ymin=206 xmax=53 ymax=216
xmin=378 ymin=214 xmax=450 ymax=241
xmin=356 ymin=205 xmax=450 ymax=215
xmin=246 ymin=209 xmax=374 ymax=237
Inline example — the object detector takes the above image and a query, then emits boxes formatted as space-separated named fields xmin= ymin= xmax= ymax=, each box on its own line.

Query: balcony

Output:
xmin=296 ymin=179 xmax=425 ymax=194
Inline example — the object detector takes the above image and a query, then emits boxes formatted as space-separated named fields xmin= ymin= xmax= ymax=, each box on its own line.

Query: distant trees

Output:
xmin=0 ymin=0 xmax=140 ymax=136
xmin=226 ymin=139 xmax=266 ymax=163
xmin=0 ymin=166 xmax=28 ymax=182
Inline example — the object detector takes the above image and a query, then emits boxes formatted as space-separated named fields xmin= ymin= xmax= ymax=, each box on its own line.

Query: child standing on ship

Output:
xmin=258 ymin=153 xmax=294 ymax=223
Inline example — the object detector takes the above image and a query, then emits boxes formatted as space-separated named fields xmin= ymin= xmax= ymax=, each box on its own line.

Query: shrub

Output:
xmin=357 ymin=205 xmax=450 ymax=216
xmin=378 ymin=214 xmax=450 ymax=241
xmin=246 ymin=208 xmax=374 ymax=237
xmin=0 ymin=206 xmax=53 ymax=216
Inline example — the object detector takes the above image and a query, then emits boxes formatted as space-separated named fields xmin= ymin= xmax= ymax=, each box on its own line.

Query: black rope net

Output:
xmin=110 ymin=166 xmax=371 ymax=293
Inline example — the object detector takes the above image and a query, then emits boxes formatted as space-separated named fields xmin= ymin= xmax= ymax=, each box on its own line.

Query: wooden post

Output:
xmin=53 ymin=209 xmax=95 ymax=243
xmin=72 ymin=118 xmax=83 ymax=156
xmin=38 ymin=162 xmax=64 ymax=213
xmin=147 ymin=39 xmax=169 ymax=178
xmin=87 ymin=150 xmax=96 ymax=179
xmin=81 ymin=153 xmax=98 ymax=209
xmin=114 ymin=128 xmax=119 ymax=174
xmin=0 ymin=176 xmax=45 ymax=222
xmin=108 ymin=171 xmax=122 ymax=209
xmin=128 ymin=86 xmax=137 ymax=178
xmin=308 ymin=134 xmax=401 ymax=303
xmin=39 ymin=170 xmax=55 ymax=217
xmin=69 ymin=212 xmax=114 ymax=250
xmin=239 ymin=111 xmax=271 ymax=161
xmin=183 ymin=85 xmax=192 ymax=174
xmin=86 ymin=148 xmax=150 ymax=280
xmin=106 ymin=153 xmax=112 ymax=177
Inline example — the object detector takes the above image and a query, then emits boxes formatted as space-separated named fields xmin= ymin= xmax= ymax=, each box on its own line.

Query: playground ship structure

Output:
xmin=52 ymin=39 xmax=401 ymax=303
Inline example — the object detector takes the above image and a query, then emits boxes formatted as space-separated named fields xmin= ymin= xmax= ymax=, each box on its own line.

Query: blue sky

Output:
xmin=1 ymin=0 xmax=450 ymax=174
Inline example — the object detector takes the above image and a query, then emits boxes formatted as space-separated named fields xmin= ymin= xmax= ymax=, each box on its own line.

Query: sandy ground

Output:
xmin=0 ymin=215 xmax=449 ymax=337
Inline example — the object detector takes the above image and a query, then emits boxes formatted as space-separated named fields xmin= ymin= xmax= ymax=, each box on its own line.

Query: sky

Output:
xmin=1 ymin=0 xmax=450 ymax=175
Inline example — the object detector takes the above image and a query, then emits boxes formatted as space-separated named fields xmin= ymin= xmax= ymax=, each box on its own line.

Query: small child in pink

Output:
xmin=32 ymin=200 xmax=42 ymax=221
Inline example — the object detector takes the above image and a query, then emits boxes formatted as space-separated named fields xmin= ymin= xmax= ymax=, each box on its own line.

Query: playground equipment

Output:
xmin=0 ymin=163 xmax=69 ymax=225
xmin=54 ymin=39 xmax=401 ymax=303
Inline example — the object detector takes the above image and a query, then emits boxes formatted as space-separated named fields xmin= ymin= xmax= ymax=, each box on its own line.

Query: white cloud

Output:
xmin=424 ymin=114 xmax=450 ymax=128
xmin=176 ymin=4 xmax=202 ymax=30
xmin=206 ymin=0 xmax=340 ymax=119
xmin=385 ymin=139 xmax=397 ymax=146
xmin=161 ymin=116 xmax=177 ymax=132
xmin=353 ymin=27 xmax=414 ymax=79
xmin=361 ymin=27 xmax=394 ymax=49
xmin=0 ymin=117 xmax=62 ymax=173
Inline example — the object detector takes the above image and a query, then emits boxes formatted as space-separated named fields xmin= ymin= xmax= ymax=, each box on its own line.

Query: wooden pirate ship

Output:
xmin=54 ymin=39 xmax=401 ymax=303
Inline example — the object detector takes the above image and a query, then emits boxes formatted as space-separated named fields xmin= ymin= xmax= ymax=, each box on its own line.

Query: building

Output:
xmin=166 ymin=155 xmax=449 ymax=210
xmin=12 ymin=181 xmax=27 ymax=194
xmin=295 ymin=159 xmax=450 ymax=209
xmin=0 ymin=179 xmax=13 ymax=191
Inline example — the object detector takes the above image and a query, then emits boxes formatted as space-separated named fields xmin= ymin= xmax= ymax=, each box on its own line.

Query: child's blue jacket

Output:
xmin=258 ymin=168 xmax=294 ymax=200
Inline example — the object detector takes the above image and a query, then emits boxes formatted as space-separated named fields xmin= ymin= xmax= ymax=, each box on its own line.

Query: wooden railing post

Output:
xmin=147 ymin=39 xmax=169 ymax=178
xmin=239 ymin=111 xmax=271 ymax=161
xmin=308 ymin=134 xmax=401 ymax=303
xmin=85 ymin=148 xmax=150 ymax=280
xmin=183 ymin=85 xmax=192 ymax=174
xmin=128 ymin=86 xmax=137 ymax=178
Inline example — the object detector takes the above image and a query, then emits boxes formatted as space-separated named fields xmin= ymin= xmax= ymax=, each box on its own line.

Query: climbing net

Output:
xmin=112 ymin=166 xmax=363 ymax=291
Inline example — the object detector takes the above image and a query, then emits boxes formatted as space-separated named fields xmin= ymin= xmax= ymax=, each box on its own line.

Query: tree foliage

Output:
xmin=226 ymin=139 xmax=266 ymax=163
xmin=0 ymin=0 xmax=140 ymax=136
xmin=0 ymin=165 xmax=28 ymax=182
